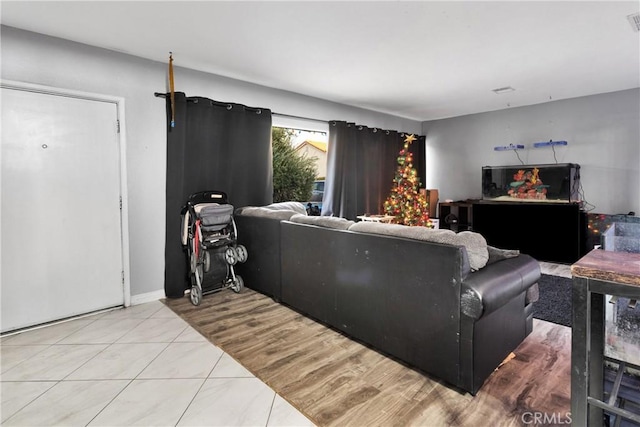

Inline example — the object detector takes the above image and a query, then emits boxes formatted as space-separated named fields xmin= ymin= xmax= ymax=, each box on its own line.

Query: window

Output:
xmin=272 ymin=121 xmax=328 ymax=212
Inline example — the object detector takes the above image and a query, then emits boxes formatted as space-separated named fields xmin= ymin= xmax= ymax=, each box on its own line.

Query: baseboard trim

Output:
xmin=130 ymin=290 xmax=165 ymax=306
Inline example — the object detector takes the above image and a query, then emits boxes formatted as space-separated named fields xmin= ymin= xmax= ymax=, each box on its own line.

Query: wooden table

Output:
xmin=356 ymin=215 xmax=395 ymax=223
xmin=571 ymin=249 xmax=640 ymax=426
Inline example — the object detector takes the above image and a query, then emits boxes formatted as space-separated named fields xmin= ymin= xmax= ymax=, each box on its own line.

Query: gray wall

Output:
xmin=1 ymin=26 xmax=421 ymax=299
xmin=422 ymin=89 xmax=640 ymax=215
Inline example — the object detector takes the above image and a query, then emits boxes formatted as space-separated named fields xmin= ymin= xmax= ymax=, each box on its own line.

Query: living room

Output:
xmin=1 ymin=1 xmax=639 ymax=426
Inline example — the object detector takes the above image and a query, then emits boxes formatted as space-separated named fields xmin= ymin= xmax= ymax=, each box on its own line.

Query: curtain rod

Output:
xmin=155 ymin=93 xmax=326 ymax=124
xmin=154 ymin=93 xmax=417 ymax=135
xmin=272 ymin=112 xmax=327 ymax=125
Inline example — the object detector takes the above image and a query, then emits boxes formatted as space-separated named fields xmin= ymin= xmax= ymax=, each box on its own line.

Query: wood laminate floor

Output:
xmin=165 ymin=288 xmax=571 ymax=427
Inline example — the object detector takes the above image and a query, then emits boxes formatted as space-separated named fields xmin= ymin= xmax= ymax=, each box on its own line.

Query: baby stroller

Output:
xmin=181 ymin=191 xmax=248 ymax=306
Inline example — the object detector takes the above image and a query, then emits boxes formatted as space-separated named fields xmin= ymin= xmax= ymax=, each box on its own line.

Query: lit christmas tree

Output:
xmin=383 ymin=134 xmax=432 ymax=227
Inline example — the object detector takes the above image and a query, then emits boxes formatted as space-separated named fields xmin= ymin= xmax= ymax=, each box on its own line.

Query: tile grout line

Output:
xmin=0 ymin=343 xmax=53 ymax=377
xmin=0 ymin=380 xmax=59 ymax=424
xmin=77 ymin=304 xmax=169 ymax=426
xmin=1 ymin=302 xmax=183 ymax=426
xmin=265 ymin=392 xmax=277 ymax=427
xmin=174 ymin=378 xmax=209 ymax=426
xmin=57 ymin=308 xmax=168 ymax=381
xmin=84 ymin=378 xmax=136 ymax=427
xmin=85 ymin=310 xmax=197 ymax=425
xmin=1 ymin=312 xmax=103 ymax=376
xmin=0 ymin=308 xmax=110 ymax=340
xmin=206 ymin=349 xmax=226 ymax=379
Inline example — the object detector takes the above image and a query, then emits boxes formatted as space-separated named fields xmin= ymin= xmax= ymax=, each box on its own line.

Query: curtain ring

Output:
xmin=386 ymin=130 xmax=390 ymax=135
xmin=210 ymin=101 xmax=214 ymax=106
xmin=256 ymin=109 xmax=261 ymax=115
xmin=373 ymin=128 xmax=377 ymax=133
xmin=227 ymin=104 xmax=233 ymax=110
xmin=358 ymin=126 xmax=363 ymax=131
xmin=330 ymin=121 xmax=336 ymax=126
xmin=193 ymin=99 xmax=199 ymax=104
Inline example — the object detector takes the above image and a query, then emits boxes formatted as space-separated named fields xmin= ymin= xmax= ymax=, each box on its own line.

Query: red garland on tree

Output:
xmin=383 ymin=134 xmax=432 ymax=227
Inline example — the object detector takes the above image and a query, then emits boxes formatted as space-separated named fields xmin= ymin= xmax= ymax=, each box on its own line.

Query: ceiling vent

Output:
xmin=628 ymin=13 xmax=640 ymax=32
xmin=492 ymin=86 xmax=515 ymax=94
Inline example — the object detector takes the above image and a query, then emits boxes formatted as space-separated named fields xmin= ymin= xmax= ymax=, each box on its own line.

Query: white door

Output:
xmin=1 ymin=87 xmax=125 ymax=333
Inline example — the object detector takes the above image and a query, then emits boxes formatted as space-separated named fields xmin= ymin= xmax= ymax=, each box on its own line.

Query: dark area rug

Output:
xmin=533 ymin=274 xmax=572 ymax=327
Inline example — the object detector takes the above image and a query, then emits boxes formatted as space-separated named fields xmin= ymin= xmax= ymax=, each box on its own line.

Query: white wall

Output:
xmin=422 ymin=89 xmax=640 ymax=215
xmin=1 ymin=26 xmax=422 ymax=299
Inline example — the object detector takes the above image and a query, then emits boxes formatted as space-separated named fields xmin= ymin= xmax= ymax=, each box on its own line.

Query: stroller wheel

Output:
xmin=235 ymin=245 xmax=248 ymax=263
xmin=224 ymin=247 xmax=237 ymax=265
xmin=231 ymin=275 xmax=244 ymax=293
xmin=203 ymin=251 xmax=211 ymax=273
xmin=190 ymin=286 xmax=202 ymax=306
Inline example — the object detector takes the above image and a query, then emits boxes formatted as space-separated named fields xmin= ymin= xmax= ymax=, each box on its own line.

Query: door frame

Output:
xmin=1 ymin=79 xmax=131 ymax=308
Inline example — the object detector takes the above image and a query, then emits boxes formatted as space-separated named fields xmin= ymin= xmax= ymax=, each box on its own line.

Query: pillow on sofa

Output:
xmin=348 ymin=222 xmax=489 ymax=270
xmin=235 ymin=206 xmax=299 ymax=220
xmin=289 ymin=213 xmax=354 ymax=230
xmin=486 ymin=245 xmax=520 ymax=265
xmin=263 ymin=201 xmax=307 ymax=215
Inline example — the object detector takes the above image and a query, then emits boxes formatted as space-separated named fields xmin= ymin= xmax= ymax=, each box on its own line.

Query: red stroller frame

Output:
xmin=181 ymin=191 xmax=248 ymax=305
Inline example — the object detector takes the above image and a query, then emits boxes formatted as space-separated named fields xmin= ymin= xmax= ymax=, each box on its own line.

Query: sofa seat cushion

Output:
xmin=235 ymin=206 xmax=299 ymax=220
xmin=289 ymin=214 xmax=355 ymax=230
xmin=348 ymin=222 xmax=489 ymax=271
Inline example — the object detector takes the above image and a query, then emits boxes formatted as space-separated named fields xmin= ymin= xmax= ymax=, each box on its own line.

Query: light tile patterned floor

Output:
xmin=0 ymin=300 xmax=315 ymax=426
xmin=1 ymin=261 xmax=567 ymax=426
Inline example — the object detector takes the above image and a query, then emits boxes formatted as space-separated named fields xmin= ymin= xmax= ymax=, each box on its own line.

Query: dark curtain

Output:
xmin=164 ymin=92 xmax=273 ymax=298
xmin=322 ymin=121 xmax=426 ymax=220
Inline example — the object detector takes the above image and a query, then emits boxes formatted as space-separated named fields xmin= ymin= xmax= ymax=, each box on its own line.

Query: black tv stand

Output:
xmin=471 ymin=201 xmax=587 ymax=264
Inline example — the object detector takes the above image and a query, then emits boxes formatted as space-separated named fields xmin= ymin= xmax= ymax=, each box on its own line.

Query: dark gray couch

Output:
xmin=235 ymin=207 xmax=540 ymax=395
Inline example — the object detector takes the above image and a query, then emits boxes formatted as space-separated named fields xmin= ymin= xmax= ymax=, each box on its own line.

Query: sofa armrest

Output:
xmin=460 ymin=254 xmax=540 ymax=320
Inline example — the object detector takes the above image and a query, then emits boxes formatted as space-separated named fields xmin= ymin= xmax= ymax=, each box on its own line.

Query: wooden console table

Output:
xmin=356 ymin=214 xmax=395 ymax=223
xmin=571 ymin=249 xmax=640 ymax=426
xmin=438 ymin=201 xmax=473 ymax=231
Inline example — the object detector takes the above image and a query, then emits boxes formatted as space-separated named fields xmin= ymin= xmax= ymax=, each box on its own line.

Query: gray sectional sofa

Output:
xmin=234 ymin=204 xmax=540 ymax=395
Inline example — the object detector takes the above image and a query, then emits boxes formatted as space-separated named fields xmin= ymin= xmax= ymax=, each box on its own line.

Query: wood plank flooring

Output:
xmin=164 ymin=289 xmax=571 ymax=427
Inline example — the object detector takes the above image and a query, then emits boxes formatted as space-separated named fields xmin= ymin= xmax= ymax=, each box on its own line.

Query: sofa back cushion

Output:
xmin=289 ymin=213 xmax=355 ymax=230
xmin=235 ymin=206 xmax=299 ymax=220
xmin=348 ymin=222 xmax=489 ymax=271
xmin=263 ymin=201 xmax=308 ymax=215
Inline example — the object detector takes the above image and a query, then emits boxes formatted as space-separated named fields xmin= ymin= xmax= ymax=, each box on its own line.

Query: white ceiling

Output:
xmin=2 ymin=1 xmax=639 ymax=121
